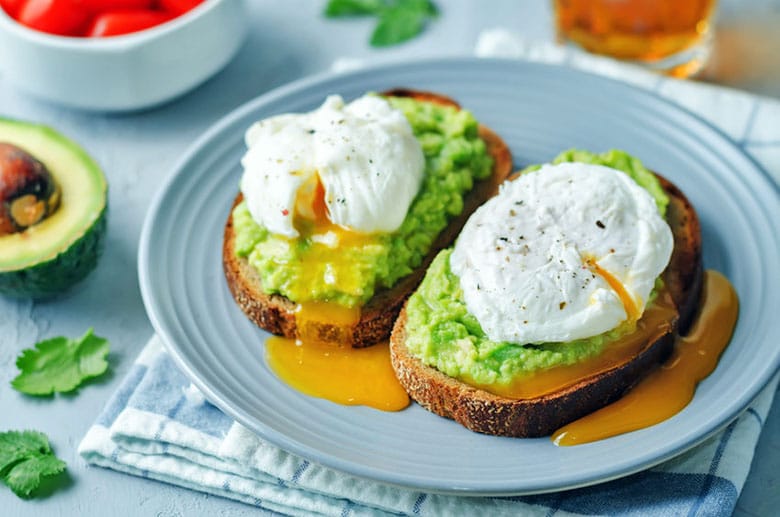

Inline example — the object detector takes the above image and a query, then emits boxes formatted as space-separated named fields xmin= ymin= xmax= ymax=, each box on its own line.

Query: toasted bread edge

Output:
xmin=388 ymin=178 xmax=703 ymax=437
xmin=222 ymin=89 xmax=513 ymax=347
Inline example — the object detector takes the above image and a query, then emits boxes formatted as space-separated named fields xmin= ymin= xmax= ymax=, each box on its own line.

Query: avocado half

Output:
xmin=0 ymin=118 xmax=107 ymax=298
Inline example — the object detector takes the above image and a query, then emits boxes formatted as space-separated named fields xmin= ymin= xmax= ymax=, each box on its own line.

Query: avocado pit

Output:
xmin=0 ymin=142 xmax=61 ymax=236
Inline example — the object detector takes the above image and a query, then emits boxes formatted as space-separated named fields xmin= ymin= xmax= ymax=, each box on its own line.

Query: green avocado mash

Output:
xmin=404 ymin=149 xmax=668 ymax=386
xmin=523 ymin=149 xmax=669 ymax=216
xmin=233 ymin=96 xmax=494 ymax=307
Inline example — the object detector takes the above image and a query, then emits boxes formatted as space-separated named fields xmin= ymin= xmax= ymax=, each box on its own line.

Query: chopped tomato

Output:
xmin=83 ymin=0 xmax=154 ymax=9
xmin=17 ymin=0 xmax=92 ymax=36
xmin=10 ymin=0 xmax=201 ymax=36
xmin=157 ymin=0 xmax=201 ymax=16
xmin=0 ymin=0 xmax=27 ymax=18
xmin=86 ymin=9 xmax=173 ymax=37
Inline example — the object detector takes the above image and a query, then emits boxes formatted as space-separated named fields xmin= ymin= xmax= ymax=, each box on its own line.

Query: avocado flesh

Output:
xmin=0 ymin=118 xmax=107 ymax=298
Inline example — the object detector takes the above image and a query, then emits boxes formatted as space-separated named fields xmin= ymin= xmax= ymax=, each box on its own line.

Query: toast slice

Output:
xmin=223 ymin=89 xmax=513 ymax=348
xmin=389 ymin=173 xmax=702 ymax=437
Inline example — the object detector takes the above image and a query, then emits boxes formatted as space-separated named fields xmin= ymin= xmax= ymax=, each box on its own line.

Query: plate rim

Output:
xmin=138 ymin=56 xmax=780 ymax=496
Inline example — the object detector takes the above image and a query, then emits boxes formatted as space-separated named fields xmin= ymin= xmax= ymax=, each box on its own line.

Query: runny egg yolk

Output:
xmin=291 ymin=174 xmax=368 ymax=337
xmin=265 ymin=334 xmax=411 ymax=411
xmin=552 ymin=270 xmax=738 ymax=445
xmin=288 ymin=174 xmax=381 ymax=310
xmin=293 ymin=173 xmax=329 ymax=229
xmin=292 ymin=173 xmax=371 ymax=248
xmin=265 ymin=174 xmax=410 ymax=412
xmin=585 ymin=257 xmax=641 ymax=322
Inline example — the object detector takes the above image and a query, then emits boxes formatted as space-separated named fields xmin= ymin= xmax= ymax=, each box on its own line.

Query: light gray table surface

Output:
xmin=1 ymin=1 xmax=777 ymax=516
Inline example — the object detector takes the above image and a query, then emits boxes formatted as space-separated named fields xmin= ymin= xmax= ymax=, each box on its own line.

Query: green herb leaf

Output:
xmin=325 ymin=0 xmax=438 ymax=46
xmin=404 ymin=0 xmax=438 ymax=16
xmin=0 ymin=431 xmax=66 ymax=498
xmin=11 ymin=328 xmax=110 ymax=396
xmin=324 ymin=0 xmax=386 ymax=17
xmin=371 ymin=0 xmax=437 ymax=46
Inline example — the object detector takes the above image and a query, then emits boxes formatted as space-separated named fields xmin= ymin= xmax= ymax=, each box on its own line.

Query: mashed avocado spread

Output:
xmin=404 ymin=150 xmax=669 ymax=386
xmin=233 ymin=96 xmax=493 ymax=307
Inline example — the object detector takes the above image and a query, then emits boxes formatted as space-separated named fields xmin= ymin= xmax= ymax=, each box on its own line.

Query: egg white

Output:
xmin=239 ymin=95 xmax=424 ymax=238
xmin=450 ymin=162 xmax=673 ymax=344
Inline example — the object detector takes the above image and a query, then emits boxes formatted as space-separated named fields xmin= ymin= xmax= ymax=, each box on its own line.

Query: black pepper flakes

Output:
xmin=596 ymin=220 xmax=606 ymax=229
xmin=559 ymin=301 xmax=566 ymax=310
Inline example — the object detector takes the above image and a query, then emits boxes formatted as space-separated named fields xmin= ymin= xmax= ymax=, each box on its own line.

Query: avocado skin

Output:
xmin=0 ymin=206 xmax=107 ymax=299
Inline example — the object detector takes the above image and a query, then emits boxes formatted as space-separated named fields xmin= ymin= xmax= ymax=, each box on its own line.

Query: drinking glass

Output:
xmin=553 ymin=0 xmax=717 ymax=77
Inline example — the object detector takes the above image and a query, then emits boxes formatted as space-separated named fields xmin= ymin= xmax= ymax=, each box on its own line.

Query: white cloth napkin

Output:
xmin=80 ymin=33 xmax=780 ymax=516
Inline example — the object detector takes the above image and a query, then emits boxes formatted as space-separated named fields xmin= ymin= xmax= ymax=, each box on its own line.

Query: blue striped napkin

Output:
xmin=80 ymin=36 xmax=780 ymax=516
xmin=78 ymin=337 xmax=777 ymax=516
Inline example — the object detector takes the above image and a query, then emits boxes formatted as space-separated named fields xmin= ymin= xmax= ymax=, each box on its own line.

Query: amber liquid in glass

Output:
xmin=553 ymin=0 xmax=716 ymax=77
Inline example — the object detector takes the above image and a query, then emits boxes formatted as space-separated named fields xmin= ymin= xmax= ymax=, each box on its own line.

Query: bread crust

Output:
xmin=223 ymin=89 xmax=513 ymax=347
xmin=389 ymin=176 xmax=703 ymax=437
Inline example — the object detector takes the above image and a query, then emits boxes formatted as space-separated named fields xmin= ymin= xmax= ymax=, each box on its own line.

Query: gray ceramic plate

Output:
xmin=139 ymin=58 xmax=780 ymax=495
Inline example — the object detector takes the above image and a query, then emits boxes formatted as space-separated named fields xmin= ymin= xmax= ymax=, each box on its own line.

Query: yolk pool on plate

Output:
xmin=552 ymin=270 xmax=738 ymax=446
xmin=266 ymin=319 xmax=410 ymax=411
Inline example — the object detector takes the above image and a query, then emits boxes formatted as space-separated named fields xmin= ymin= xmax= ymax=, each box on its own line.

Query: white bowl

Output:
xmin=0 ymin=0 xmax=248 ymax=111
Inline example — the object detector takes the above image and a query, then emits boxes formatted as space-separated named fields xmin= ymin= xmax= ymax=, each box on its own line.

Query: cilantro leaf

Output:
xmin=324 ymin=0 xmax=386 ymax=16
xmin=11 ymin=328 xmax=110 ymax=396
xmin=406 ymin=0 xmax=438 ymax=16
xmin=5 ymin=454 xmax=66 ymax=497
xmin=371 ymin=0 xmax=437 ymax=47
xmin=0 ymin=430 xmax=66 ymax=498
xmin=325 ymin=0 xmax=438 ymax=46
xmin=0 ymin=431 xmax=49 ymax=471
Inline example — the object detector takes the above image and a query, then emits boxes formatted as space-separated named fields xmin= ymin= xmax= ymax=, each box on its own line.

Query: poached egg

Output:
xmin=240 ymin=94 xmax=425 ymax=239
xmin=450 ymin=162 xmax=673 ymax=344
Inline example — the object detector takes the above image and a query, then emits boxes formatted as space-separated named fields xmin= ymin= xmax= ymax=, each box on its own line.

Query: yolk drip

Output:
xmin=586 ymin=258 xmax=640 ymax=322
xmin=467 ymin=290 xmax=677 ymax=400
xmin=294 ymin=174 xmax=371 ymax=246
xmin=265 ymin=176 xmax=409 ymax=411
xmin=294 ymin=301 xmax=361 ymax=345
xmin=552 ymin=270 xmax=738 ymax=446
xmin=294 ymin=173 xmax=328 ymax=222
xmin=290 ymin=174 xmax=381 ymax=296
